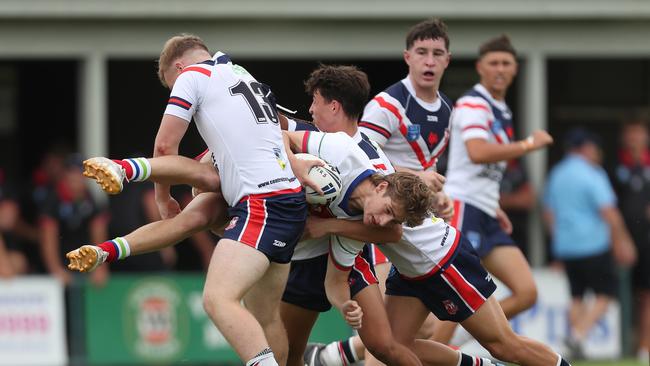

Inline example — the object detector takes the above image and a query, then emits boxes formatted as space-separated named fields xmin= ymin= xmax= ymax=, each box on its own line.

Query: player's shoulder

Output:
xmin=454 ymin=91 xmax=490 ymax=110
xmin=380 ymin=80 xmax=410 ymax=106
xmin=438 ymin=91 xmax=454 ymax=113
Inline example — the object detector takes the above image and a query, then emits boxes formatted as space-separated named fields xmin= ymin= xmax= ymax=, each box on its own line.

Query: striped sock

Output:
xmin=246 ymin=348 xmax=277 ymax=366
xmin=457 ymin=352 xmax=496 ymax=366
xmin=115 ymin=158 xmax=151 ymax=182
xmin=97 ymin=237 xmax=131 ymax=262
xmin=557 ymin=354 xmax=571 ymax=366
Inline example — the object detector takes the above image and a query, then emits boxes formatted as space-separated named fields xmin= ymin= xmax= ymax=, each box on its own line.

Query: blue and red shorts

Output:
xmin=385 ymin=236 xmax=496 ymax=322
xmin=450 ymin=200 xmax=515 ymax=258
xmin=223 ymin=188 xmax=307 ymax=264
xmin=282 ymin=245 xmax=378 ymax=312
xmin=369 ymin=244 xmax=389 ymax=266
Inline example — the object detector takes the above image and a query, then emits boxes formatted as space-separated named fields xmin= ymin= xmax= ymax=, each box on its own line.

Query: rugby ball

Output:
xmin=295 ymin=153 xmax=342 ymax=205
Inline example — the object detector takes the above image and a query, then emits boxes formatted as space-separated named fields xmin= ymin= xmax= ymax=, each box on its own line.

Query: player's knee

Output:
xmin=198 ymin=164 xmax=221 ymax=192
xmin=482 ymin=335 xmax=521 ymax=362
xmin=364 ymin=338 xmax=397 ymax=364
xmin=515 ymin=285 xmax=538 ymax=311
xmin=177 ymin=209 xmax=212 ymax=233
xmin=202 ymin=288 xmax=224 ymax=319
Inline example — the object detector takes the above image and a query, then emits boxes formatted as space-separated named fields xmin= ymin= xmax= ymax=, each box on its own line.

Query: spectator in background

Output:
xmin=0 ymin=168 xmax=29 ymax=277
xmin=544 ymin=127 xmax=636 ymax=359
xmin=107 ymin=178 xmax=175 ymax=272
xmin=39 ymin=154 xmax=109 ymax=286
xmin=612 ymin=119 xmax=650 ymax=361
xmin=499 ymin=159 xmax=535 ymax=257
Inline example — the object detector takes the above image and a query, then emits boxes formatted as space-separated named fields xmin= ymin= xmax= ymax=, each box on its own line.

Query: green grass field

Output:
xmin=503 ymin=360 xmax=645 ymax=366
xmin=573 ymin=360 xmax=645 ymax=366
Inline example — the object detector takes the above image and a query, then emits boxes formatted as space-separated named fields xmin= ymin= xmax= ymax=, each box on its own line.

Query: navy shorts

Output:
xmin=450 ymin=200 xmax=515 ymax=258
xmin=385 ymin=236 xmax=497 ymax=322
xmin=281 ymin=245 xmax=378 ymax=313
xmin=564 ymin=250 xmax=617 ymax=298
xmin=223 ymin=188 xmax=307 ymax=264
xmin=282 ymin=254 xmax=331 ymax=312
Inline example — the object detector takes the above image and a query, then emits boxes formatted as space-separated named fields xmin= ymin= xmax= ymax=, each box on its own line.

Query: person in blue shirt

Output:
xmin=544 ymin=127 xmax=636 ymax=359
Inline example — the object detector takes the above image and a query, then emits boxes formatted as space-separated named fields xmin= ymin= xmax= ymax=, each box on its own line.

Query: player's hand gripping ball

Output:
xmin=295 ymin=153 xmax=342 ymax=205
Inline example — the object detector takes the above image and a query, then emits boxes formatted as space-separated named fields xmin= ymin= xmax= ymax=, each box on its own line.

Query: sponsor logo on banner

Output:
xmin=126 ymin=279 xmax=189 ymax=361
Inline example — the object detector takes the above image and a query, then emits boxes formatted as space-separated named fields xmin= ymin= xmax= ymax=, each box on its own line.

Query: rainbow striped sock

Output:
xmin=121 ymin=158 xmax=151 ymax=182
xmin=98 ymin=237 xmax=131 ymax=262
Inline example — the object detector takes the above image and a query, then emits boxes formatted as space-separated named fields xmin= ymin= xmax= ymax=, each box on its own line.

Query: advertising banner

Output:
xmin=85 ymin=274 xmax=351 ymax=365
xmin=0 ymin=276 xmax=67 ymax=366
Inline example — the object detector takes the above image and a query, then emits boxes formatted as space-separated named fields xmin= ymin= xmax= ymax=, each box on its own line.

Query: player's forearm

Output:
xmin=602 ymin=206 xmax=633 ymax=248
xmin=325 ymin=264 xmax=352 ymax=312
xmin=328 ymin=219 xmax=402 ymax=243
xmin=40 ymin=227 xmax=63 ymax=273
xmin=466 ymin=139 xmax=531 ymax=164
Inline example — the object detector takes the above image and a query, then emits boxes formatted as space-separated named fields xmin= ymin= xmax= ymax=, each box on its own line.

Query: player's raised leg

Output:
xmin=83 ymin=155 xmax=220 ymax=194
xmin=66 ymin=191 xmax=227 ymax=272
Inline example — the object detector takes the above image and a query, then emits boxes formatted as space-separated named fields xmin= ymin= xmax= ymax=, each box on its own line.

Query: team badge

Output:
xmin=406 ymin=124 xmax=421 ymax=141
xmin=491 ymin=119 xmax=502 ymax=134
xmin=225 ymin=217 xmax=239 ymax=231
xmin=443 ymin=300 xmax=458 ymax=315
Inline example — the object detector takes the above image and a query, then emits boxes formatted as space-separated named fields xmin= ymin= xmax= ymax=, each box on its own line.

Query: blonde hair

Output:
xmin=370 ymin=172 xmax=433 ymax=227
xmin=157 ymin=34 xmax=209 ymax=86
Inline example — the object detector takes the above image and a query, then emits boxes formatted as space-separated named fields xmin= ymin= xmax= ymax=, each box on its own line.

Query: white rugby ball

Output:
xmin=295 ymin=153 xmax=342 ymax=205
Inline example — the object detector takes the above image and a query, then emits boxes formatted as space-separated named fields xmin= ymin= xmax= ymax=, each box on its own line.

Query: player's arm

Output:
xmin=601 ymin=206 xmax=636 ymax=266
xmin=282 ymin=131 xmax=325 ymax=195
xmin=324 ymin=258 xmax=363 ymax=329
xmin=302 ymin=216 xmax=402 ymax=243
xmin=153 ymin=114 xmax=190 ymax=219
xmin=465 ymin=130 xmax=553 ymax=164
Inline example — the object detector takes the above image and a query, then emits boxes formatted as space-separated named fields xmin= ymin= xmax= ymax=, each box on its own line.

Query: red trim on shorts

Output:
xmin=401 ymin=230 xmax=461 ymax=280
xmin=442 ymin=264 xmax=486 ymax=312
xmin=238 ymin=186 xmax=303 ymax=204
xmin=337 ymin=342 xmax=349 ymax=366
xmin=238 ymin=199 xmax=267 ymax=248
xmin=194 ymin=149 xmax=209 ymax=161
xmin=372 ymin=245 xmax=389 ymax=265
xmin=301 ymin=131 xmax=310 ymax=153
xmin=374 ymin=96 xmax=435 ymax=170
xmin=353 ymin=254 xmax=378 ymax=285
xmin=181 ymin=66 xmax=211 ymax=77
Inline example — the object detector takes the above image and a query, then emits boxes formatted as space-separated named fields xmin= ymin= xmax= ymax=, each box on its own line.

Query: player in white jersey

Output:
xmin=336 ymin=18 xmax=454 ymax=363
xmin=70 ymin=35 xmax=312 ymax=366
xmin=293 ymin=66 xmax=501 ymax=366
xmin=441 ymin=35 xmax=553 ymax=344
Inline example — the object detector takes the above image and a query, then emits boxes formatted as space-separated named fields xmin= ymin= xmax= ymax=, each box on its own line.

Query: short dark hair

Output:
xmin=405 ymin=18 xmax=450 ymax=51
xmin=479 ymin=34 xmax=517 ymax=58
xmin=304 ymin=64 xmax=370 ymax=121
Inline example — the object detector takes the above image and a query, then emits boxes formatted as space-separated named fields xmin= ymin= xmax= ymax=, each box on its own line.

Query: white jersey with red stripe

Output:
xmin=164 ymin=52 xmax=300 ymax=206
xmin=444 ymin=83 xmax=514 ymax=217
xmin=293 ymin=130 xmax=394 ymax=263
xmin=359 ymin=76 xmax=452 ymax=172
xmin=377 ymin=216 xmax=460 ymax=279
